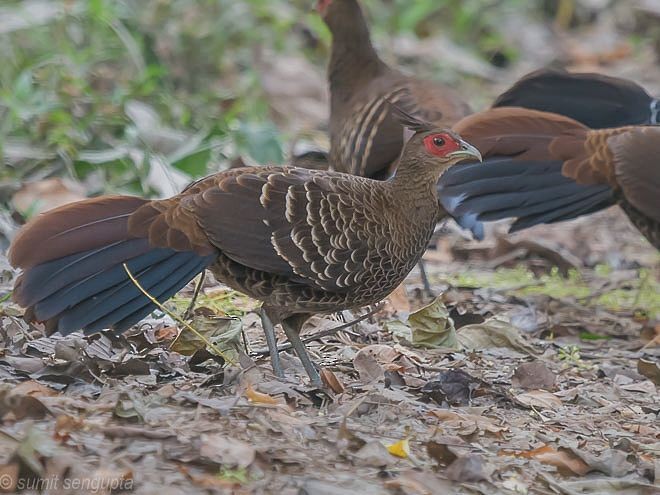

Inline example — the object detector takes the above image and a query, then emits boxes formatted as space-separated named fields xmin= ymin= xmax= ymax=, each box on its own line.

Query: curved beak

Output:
xmin=448 ymin=141 xmax=482 ymax=163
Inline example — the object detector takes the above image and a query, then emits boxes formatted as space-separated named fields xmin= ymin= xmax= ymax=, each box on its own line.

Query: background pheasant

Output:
xmin=438 ymin=107 xmax=659 ymax=249
xmin=492 ymin=68 xmax=660 ymax=128
xmin=318 ymin=0 xmax=471 ymax=180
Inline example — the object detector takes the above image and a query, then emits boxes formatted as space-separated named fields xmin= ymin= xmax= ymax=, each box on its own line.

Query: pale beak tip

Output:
xmin=465 ymin=142 xmax=482 ymax=163
xmin=450 ymin=142 xmax=482 ymax=163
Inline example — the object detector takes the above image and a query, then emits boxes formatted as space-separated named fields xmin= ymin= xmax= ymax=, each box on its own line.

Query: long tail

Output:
xmin=8 ymin=196 xmax=215 ymax=335
xmin=492 ymin=68 xmax=656 ymax=128
xmin=438 ymin=158 xmax=614 ymax=239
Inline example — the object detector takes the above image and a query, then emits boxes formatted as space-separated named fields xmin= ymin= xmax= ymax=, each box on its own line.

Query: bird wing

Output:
xmin=548 ymin=127 xmax=632 ymax=186
xmin=452 ymin=106 xmax=588 ymax=159
xmin=182 ymin=167 xmax=382 ymax=292
xmin=332 ymin=84 xmax=410 ymax=178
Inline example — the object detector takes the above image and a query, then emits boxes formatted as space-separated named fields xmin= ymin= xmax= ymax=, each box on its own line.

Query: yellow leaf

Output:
xmin=386 ymin=438 xmax=410 ymax=458
xmin=245 ymin=384 xmax=279 ymax=405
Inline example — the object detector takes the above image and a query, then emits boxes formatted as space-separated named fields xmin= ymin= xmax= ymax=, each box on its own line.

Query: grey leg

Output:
xmin=418 ymin=260 xmax=434 ymax=298
xmin=260 ymin=310 xmax=284 ymax=379
xmin=184 ymin=271 xmax=206 ymax=319
xmin=281 ymin=320 xmax=321 ymax=387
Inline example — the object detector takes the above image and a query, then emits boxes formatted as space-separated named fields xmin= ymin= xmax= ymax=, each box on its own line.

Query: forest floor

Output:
xmin=0 ymin=207 xmax=658 ymax=495
xmin=1 ymin=1 xmax=660 ymax=494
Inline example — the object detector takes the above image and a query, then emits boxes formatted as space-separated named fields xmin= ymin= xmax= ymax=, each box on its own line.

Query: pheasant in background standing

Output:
xmin=8 ymin=120 xmax=481 ymax=386
xmin=318 ymin=0 xmax=471 ymax=179
xmin=438 ymin=107 xmax=660 ymax=249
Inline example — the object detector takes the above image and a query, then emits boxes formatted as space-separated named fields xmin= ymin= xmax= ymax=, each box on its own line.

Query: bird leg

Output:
xmin=418 ymin=260 xmax=434 ymax=298
xmin=259 ymin=310 xmax=284 ymax=379
xmin=281 ymin=317 xmax=322 ymax=387
xmin=183 ymin=271 xmax=206 ymax=319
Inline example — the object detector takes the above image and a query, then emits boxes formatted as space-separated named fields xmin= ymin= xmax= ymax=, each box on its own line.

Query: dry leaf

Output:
xmin=541 ymin=477 xmax=657 ymax=495
xmin=245 ymin=383 xmax=279 ymax=405
xmin=421 ymin=370 xmax=480 ymax=406
xmin=619 ymin=380 xmax=656 ymax=394
xmin=353 ymin=351 xmax=384 ymax=383
xmin=426 ymin=440 xmax=458 ymax=466
xmin=337 ymin=420 xmax=367 ymax=453
xmin=353 ymin=344 xmax=401 ymax=383
xmin=385 ymin=470 xmax=454 ymax=494
xmin=457 ymin=317 xmax=537 ymax=355
xmin=320 ymin=368 xmax=345 ymax=394
xmin=0 ymin=385 xmax=50 ymax=420
xmin=512 ymin=361 xmax=556 ymax=390
xmin=10 ymin=381 xmax=58 ymax=398
xmin=353 ymin=441 xmax=394 ymax=467
xmin=446 ymin=454 xmax=491 ymax=482
xmin=171 ymin=316 xmax=241 ymax=357
xmin=301 ymin=479 xmax=384 ymax=495
xmin=386 ymin=298 xmax=458 ymax=349
xmin=505 ymin=444 xmax=590 ymax=476
xmin=561 ymin=446 xmax=634 ymax=477
xmin=428 ymin=409 xmax=506 ymax=435
xmin=179 ymin=465 xmax=242 ymax=490
xmin=155 ymin=326 xmax=179 ymax=342
xmin=85 ymin=468 xmax=134 ymax=491
xmin=53 ymin=414 xmax=85 ymax=442
xmin=386 ymin=438 xmax=410 ymax=459
xmin=514 ymin=390 xmax=562 ymax=410
xmin=199 ymin=434 xmax=255 ymax=468
xmin=637 ymin=359 xmax=660 ymax=386
xmin=357 ymin=344 xmax=401 ymax=363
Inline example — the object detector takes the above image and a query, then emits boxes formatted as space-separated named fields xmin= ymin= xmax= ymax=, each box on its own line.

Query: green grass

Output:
xmin=0 ymin=0 xmax=547 ymax=207
xmin=440 ymin=265 xmax=660 ymax=318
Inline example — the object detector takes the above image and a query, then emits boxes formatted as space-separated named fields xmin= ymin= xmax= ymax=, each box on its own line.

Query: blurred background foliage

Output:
xmin=0 ymin=0 xmax=656 ymax=209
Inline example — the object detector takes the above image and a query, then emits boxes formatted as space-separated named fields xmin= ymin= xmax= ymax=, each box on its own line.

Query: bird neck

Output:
xmin=388 ymin=160 xmax=441 ymax=210
xmin=327 ymin=0 xmax=387 ymax=100
xmin=381 ymin=162 xmax=442 ymax=259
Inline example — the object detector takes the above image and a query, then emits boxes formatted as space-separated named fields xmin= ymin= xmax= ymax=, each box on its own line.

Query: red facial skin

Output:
xmin=316 ymin=0 xmax=332 ymax=15
xmin=423 ymin=133 xmax=462 ymax=157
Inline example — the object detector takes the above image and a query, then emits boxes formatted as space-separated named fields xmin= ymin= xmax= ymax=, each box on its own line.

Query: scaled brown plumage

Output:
xmin=9 ymin=125 xmax=480 ymax=385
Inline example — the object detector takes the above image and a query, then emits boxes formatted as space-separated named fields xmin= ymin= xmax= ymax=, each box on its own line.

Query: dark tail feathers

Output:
xmin=492 ymin=68 xmax=654 ymax=128
xmin=438 ymin=158 xmax=615 ymax=239
xmin=9 ymin=196 xmax=214 ymax=335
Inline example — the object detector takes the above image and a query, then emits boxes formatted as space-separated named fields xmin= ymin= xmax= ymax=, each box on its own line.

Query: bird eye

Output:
xmin=433 ymin=136 xmax=445 ymax=147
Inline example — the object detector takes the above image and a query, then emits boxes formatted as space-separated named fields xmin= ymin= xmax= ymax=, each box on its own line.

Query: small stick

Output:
xmin=122 ymin=263 xmax=235 ymax=365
